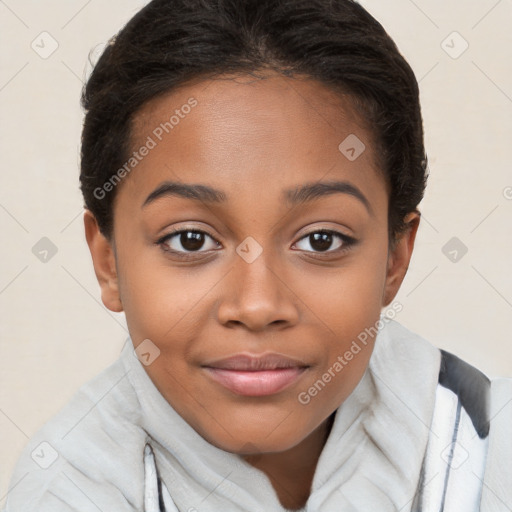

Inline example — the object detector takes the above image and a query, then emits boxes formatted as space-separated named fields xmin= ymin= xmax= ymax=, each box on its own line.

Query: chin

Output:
xmin=197 ymin=420 xmax=310 ymax=455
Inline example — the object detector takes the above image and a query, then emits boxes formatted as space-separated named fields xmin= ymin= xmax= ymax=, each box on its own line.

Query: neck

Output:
xmin=242 ymin=412 xmax=335 ymax=510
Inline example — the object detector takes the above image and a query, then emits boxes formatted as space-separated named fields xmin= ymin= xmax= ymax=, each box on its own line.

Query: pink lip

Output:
xmin=202 ymin=353 xmax=309 ymax=396
xmin=204 ymin=367 xmax=307 ymax=396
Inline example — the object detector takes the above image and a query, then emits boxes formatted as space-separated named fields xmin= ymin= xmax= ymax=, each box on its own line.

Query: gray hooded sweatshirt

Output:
xmin=2 ymin=320 xmax=511 ymax=511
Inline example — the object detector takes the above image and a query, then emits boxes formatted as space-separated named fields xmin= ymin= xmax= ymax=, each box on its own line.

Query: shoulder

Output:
xmin=428 ymin=345 xmax=512 ymax=510
xmin=377 ymin=320 xmax=511 ymax=442
xmin=480 ymin=375 xmax=512 ymax=508
xmin=3 ymin=351 xmax=147 ymax=512
xmin=437 ymin=348 xmax=512 ymax=437
xmin=404 ymin=329 xmax=511 ymax=510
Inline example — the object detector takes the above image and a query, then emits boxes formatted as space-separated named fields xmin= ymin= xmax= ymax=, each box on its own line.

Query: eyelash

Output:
xmin=156 ymin=227 xmax=357 ymax=260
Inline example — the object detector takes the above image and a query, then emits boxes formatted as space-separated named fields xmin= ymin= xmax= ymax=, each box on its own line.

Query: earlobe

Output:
xmin=83 ymin=210 xmax=123 ymax=313
xmin=382 ymin=212 xmax=421 ymax=307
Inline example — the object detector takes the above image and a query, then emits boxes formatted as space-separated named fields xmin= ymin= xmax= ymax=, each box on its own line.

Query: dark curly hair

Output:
xmin=80 ymin=0 xmax=428 ymax=243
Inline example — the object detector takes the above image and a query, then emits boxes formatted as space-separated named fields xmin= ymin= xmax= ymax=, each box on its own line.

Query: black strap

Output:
xmin=438 ymin=349 xmax=491 ymax=439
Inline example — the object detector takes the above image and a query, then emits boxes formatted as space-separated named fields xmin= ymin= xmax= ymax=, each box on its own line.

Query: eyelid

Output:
xmin=297 ymin=226 xmax=355 ymax=241
xmin=292 ymin=228 xmax=357 ymax=253
xmin=156 ymin=226 xmax=220 ymax=248
xmin=156 ymin=225 xmax=357 ymax=259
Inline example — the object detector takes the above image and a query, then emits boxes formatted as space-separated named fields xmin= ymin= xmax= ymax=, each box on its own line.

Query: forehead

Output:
xmin=120 ymin=71 xmax=386 ymax=215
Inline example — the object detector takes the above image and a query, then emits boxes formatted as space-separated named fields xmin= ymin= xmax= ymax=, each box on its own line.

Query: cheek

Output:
xmin=293 ymin=248 xmax=388 ymax=397
xmin=309 ymin=266 xmax=383 ymax=319
xmin=116 ymin=250 xmax=203 ymax=343
xmin=297 ymin=252 xmax=388 ymax=336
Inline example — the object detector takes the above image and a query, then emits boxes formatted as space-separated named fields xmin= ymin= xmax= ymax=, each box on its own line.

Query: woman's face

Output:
xmin=87 ymin=72 xmax=416 ymax=454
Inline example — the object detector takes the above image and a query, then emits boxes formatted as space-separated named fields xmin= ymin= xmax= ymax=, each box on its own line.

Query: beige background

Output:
xmin=1 ymin=0 xmax=511 ymax=503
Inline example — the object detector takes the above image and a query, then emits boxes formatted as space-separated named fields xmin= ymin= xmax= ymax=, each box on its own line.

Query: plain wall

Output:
xmin=1 ymin=0 xmax=511 ymax=503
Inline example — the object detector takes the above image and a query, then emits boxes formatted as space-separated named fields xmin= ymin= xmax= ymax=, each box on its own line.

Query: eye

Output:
xmin=156 ymin=227 xmax=356 ymax=259
xmin=157 ymin=229 xmax=220 ymax=255
xmin=293 ymin=229 xmax=356 ymax=254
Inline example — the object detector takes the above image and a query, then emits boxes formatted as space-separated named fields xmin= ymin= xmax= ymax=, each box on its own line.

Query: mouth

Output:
xmin=202 ymin=353 xmax=309 ymax=397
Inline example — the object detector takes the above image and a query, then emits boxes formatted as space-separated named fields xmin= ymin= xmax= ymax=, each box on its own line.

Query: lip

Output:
xmin=202 ymin=353 xmax=309 ymax=396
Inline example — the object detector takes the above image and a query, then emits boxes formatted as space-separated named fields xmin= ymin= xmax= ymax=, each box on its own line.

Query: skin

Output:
xmin=84 ymin=71 xmax=420 ymax=510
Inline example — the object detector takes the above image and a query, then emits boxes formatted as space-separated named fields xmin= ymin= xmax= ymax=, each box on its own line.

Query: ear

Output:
xmin=83 ymin=210 xmax=123 ymax=313
xmin=382 ymin=211 xmax=421 ymax=307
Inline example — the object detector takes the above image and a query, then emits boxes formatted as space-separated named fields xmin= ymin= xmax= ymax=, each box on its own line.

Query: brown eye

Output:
xmin=309 ymin=232 xmax=334 ymax=252
xmin=294 ymin=230 xmax=355 ymax=254
xmin=159 ymin=229 xmax=220 ymax=254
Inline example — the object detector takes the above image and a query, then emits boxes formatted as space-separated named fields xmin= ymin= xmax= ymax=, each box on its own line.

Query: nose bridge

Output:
xmin=236 ymin=241 xmax=280 ymax=297
xmin=217 ymin=238 xmax=298 ymax=329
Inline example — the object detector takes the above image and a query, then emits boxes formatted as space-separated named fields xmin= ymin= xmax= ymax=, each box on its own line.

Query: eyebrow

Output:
xmin=142 ymin=180 xmax=372 ymax=215
xmin=285 ymin=180 xmax=372 ymax=215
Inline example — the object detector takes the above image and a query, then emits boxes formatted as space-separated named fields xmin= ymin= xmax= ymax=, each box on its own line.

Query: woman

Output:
xmin=4 ymin=0 xmax=511 ymax=510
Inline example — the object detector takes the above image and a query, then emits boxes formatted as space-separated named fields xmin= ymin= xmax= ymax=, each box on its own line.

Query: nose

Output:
xmin=216 ymin=246 xmax=300 ymax=332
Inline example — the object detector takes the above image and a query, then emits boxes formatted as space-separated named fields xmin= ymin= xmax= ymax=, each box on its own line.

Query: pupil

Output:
xmin=311 ymin=232 xmax=332 ymax=252
xmin=181 ymin=231 xmax=204 ymax=251
xmin=178 ymin=231 xmax=334 ymax=252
